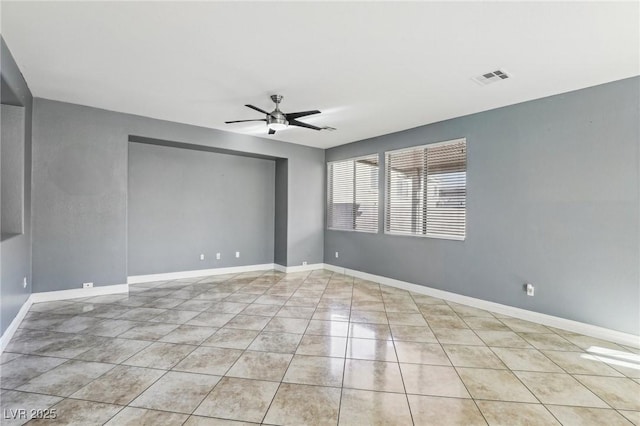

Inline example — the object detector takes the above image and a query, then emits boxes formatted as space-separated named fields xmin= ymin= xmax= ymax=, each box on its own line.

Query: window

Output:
xmin=327 ymin=154 xmax=379 ymax=232
xmin=385 ymin=138 xmax=466 ymax=240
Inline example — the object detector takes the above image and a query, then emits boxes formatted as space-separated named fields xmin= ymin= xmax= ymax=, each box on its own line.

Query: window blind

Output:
xmin=327 ymin=154 xmax=379 ymax=232
xmin=385 ymin=139 xmax=466 ymax=240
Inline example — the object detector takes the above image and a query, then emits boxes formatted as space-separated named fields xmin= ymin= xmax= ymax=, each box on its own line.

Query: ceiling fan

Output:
xmin=225 ymin=95 xmax=334 ymax=135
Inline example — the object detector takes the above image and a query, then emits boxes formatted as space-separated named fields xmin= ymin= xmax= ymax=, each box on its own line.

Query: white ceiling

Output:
xmin=2 ymin=1 xmax=638 ymax=149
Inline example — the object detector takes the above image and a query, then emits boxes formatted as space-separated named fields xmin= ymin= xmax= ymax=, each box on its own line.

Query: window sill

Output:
xmin=327 ymin=227 xmax=379 ymax=234
xmin=384 ymin=231 xmax=465 ymax=241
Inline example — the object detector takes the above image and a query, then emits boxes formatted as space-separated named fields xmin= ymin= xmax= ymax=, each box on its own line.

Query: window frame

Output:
xmin=326 ymin=153 xmax=380 ymax=233
xmin=384 ymin=138 xmax=467 ymax=241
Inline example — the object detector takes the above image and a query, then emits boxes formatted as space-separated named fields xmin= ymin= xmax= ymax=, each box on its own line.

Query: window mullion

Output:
xmin=352 ymin=160 xmax=357 ymax=230
xmin=423 ymin=148 xmax=428 ymax=235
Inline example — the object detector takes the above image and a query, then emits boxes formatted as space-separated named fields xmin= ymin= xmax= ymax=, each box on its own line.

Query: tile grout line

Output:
xmin=8 ymin=271 xmax=267 ymax=424
xmin=175 ymin=271 xmax=276 ymax=422
xmin=389 ymin=290 xmax=418 ymax=425
xmin=188 ymin=270 xmax=295 ymax=423
xmin=427 ymin=296 xmax=502 ymax=423
xmin=335 ymin=271 xmax=356 ymax=425
xmin=434 ymin=299 xmax=614 ymax=421
xmin=481 ymin=337 xmax=571 ymax=424
xmin=435 ymin=312 xmax=491 ymax=426
xmin=259 ymin=269 xmax=327 ymax=425
xmin=6 ymin=269 xmax=637 ymax=424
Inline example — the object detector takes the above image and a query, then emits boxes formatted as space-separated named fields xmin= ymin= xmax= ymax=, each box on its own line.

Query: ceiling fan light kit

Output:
xmin=225 ymin=94 xmax=333 ymax=135
xmin=266 ymin=95 xmax=289 ymax=131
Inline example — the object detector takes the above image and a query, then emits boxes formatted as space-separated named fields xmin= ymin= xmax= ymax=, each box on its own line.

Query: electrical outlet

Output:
xmin=83 ymin=282 xmax=94 ymax=289
xmin=235 ymin=251 xmax=240 ymax=258
xmin=525 ymin=283 xmax=535 ymax=296
xmin=216 ymin=253 xmax=221 ymax=260
xmin=302 ymin=261 xmax=308 ymax=266
xmin=335 ymin=251 xmax=339 ymax=258
xmin=200 ymin=254 xmax=205 ymax=261
xmin=23 ymin=277 xmax=27 ymax=288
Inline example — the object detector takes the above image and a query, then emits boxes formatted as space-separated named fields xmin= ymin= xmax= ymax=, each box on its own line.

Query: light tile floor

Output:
xmin=1 ymin=269 xmax=639 ymax=425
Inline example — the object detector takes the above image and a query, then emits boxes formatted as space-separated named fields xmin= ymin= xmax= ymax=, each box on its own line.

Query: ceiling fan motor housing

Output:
xmin=268 ymin=94 xmax=288 ymax=128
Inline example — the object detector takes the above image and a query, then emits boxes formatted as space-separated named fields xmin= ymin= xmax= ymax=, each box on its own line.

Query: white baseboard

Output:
xmin=3 ymin=262 xmax=637 ymax=353
xmin=324 ymin=263 xmax=640 ymax=349
xmin=127 ymin=263 xmax=276 ymax=284
xmin=1 ymin=283 xmax=129 ymax=354
xmin=274 ymin=263 xmax=325 ymax=273
xmin=29 ymin=283 xmax=129 ymax=304
xmin=0 ymin=296 xmax=33 ymax=353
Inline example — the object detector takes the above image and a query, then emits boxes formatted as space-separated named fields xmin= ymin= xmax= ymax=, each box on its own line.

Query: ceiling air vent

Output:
xmin=472 ymin=69 xmax=511 ymax=86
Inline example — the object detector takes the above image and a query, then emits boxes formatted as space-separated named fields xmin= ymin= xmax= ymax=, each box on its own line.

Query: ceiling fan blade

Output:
xmin=225 ymin=119 xmax=267 ymax=124
xmin=285 ymin=110 xmax=321 ymax=120
xmin=268 ymin=128 xmax=276 ymax=135
xmin=245 ymin=104 xmax=270 ymax=115
xmin=289 ymin=119 xmax=323 ymax=131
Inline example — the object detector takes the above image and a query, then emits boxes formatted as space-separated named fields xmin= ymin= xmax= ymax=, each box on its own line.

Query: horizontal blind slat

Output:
xmin=426 ymin=141 xmax=466 ymax=238
xmin=385 ymin=147 xmax=426 ymax=235
xmin=355 ymin=155 xmax=379 ymax=232
xmin=328 ymin=154 xmax=379 ymax=232
xmin=386 ymin=140 xmax=466 ymax=239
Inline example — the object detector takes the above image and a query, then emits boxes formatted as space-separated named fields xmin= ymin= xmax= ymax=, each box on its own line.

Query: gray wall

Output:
xmin=274 ymin=159 xmax=288 ymax=266
xmin=0 ymin=38 xmax=33 ymax=336
xmin=128 ymin=142 xmax=275 ymax=275
xmin=325 ymin=77 xmax=640 ymax=335
xmin=2 ymin=104 xmax=25 ymax=236
xmin=31 ymin=98 xmax=324 ymax=292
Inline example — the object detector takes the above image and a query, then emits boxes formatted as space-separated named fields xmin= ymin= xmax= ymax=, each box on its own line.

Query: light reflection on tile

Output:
xmin=346 ymin=338 xmax=397 ymax=362
xmin=394 ymin=341 xmax=451 ymax=365
xmin=350 ymin=323 xmax=393 ymax=340
xmin=400 ymin=363 xmax=470 ymax=398
xmin=343 ymin=359 xmax=405 ymax=393
xmin=283 ymin=354 xmax=345 ymax=387
xmin=5 ymin=269 xmax=634 ymax=425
